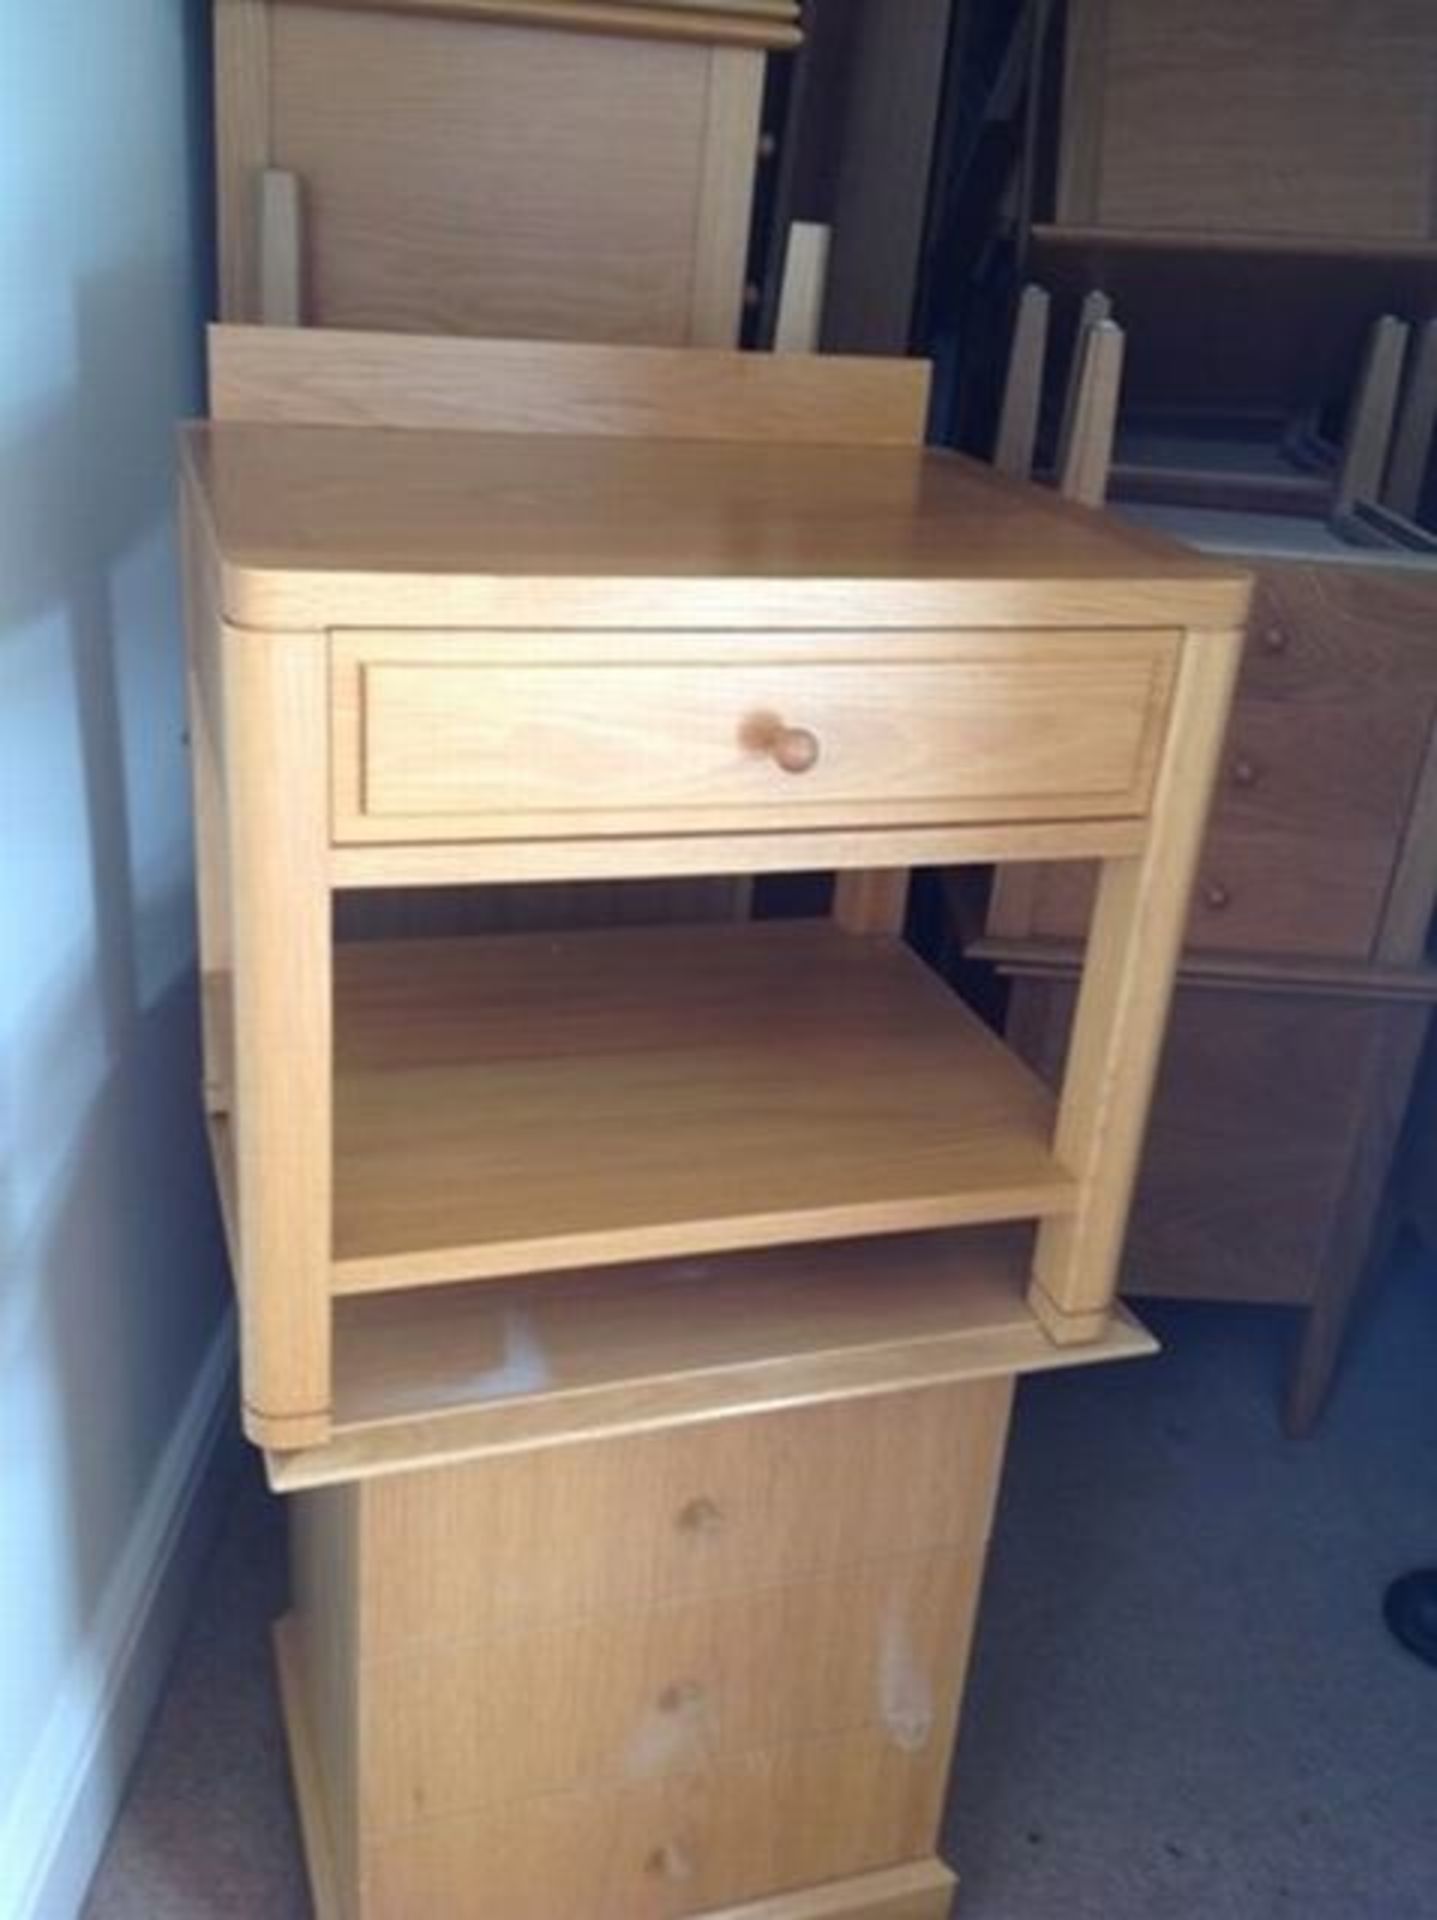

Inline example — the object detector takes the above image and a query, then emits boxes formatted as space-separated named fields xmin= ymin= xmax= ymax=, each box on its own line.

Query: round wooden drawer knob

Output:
xmin=676 ymin=1495 xmax=724 ymax=1537
xmin=1260 ymin=624 xmax=1289 ymax=655
xmin=645 ymin=1843 xmax=695 ymax=1883
xmin=1230 ymin=755 xmax=1260 ymax=788
xmin=1201 ymin=880 xmax=1232 ymax=911
xmin=770 ymin=724 xmax=821 ymax=775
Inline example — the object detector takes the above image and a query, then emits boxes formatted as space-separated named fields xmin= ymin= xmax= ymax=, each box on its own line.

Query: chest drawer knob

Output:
xmin=676 ymin=1495 xmax=724 ymax=1537
xmin=769 ymin=723 xmax=822 ymax=775
xmin=1230 ymin=755 xmax=1261 ymax=789
xmin=645 ymin=1842 xmax=695 ymax=1883
xmin=657 ymin=1679 xmax=706 ymax=1714
xmin=1200 ymin=880 xmax=1232 ymax=912
xmin=1259 ymin=623 xmax=1289 ymax=655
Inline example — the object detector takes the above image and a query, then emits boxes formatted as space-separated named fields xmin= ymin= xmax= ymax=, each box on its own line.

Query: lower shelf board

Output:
xmin=331 ymin=919 xmax=1074 ymax=1294
xmin=268 ymin=1227 xmax=1154 ymax=1489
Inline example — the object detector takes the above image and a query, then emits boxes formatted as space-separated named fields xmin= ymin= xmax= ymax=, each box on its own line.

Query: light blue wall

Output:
xmin=0 ymin=0 xmax=230 ymax=1875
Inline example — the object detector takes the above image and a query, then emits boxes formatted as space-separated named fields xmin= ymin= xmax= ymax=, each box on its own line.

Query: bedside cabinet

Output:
xmin=182 ymin=326 xmax=1249 ymax=1914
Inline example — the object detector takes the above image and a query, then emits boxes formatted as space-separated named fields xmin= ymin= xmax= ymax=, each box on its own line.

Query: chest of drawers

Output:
xmin=979 ymin=545 xmax=1437 ymax=1432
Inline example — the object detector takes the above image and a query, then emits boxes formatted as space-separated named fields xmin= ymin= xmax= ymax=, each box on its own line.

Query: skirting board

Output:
xmin=0 ymin=1308 xmax=241 ymax=1920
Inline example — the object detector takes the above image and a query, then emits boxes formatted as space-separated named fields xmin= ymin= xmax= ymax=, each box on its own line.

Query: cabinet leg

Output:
xmin=1031 ymin=630 xmax=1243 ymax=1338
xmin=1284 ymin=1003 xmax=1430 ymax=1437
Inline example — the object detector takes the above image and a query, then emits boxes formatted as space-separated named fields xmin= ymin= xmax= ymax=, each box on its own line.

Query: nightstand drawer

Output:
xmin=330 ymin=629 xmax=1178 ymax=841
xmin=362 ymin=1381 xmax=1009 ymax=1651
xmin=363 ymin=1547 xmax=974 ymax=1833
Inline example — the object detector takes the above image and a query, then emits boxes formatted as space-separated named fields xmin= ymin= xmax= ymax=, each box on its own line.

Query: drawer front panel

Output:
xmin=331 ymin=630 xmax=1178 ymax=841
xmin=362 ymin=1547 xmax=976 ymax=1833
xmin=988 ymin=682 xmax=1427 ymax=959
xmin=1003 ymin=826 xmax=1396 ymax=958
xmin=363 ymin=1727 xmax=945 ymax=1920
xmin=362 ymin=1381 xmax=1010 ymax=1652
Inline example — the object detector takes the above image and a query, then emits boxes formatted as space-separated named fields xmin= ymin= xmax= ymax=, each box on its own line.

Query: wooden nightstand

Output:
xmin=181 ymin=328 xmax=1249 ymax=1917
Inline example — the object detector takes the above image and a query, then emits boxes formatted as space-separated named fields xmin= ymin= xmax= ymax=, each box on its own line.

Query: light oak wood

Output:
xmin=179 ymin=491 xmax=233 ymax=1118
xmin=183 ymin=388 xmax=1247 ymax=1429
xmin=221 ymin=619 xmax=333 ymax=1447
xmin=360 ymin=1731 xmax=946 ymax=1918
xmin=1056 ymin=0 xmax=1437 ymax=242
xmin=207 ymin=325 xmax=928 ymax=937
xmin=329 ymin=921 xmax=1073 ymax=1295
xmin=315 ymin=1374 xmax=1011 ymax=1649
xmin=1030 ymin=627 xmax=1245 ymax=1336
xmin=774 ymin=222 xmax=832 ymax=354
xmin=274 ymin=1618 xmax=346 ymax=1920
xmin=180 ymin=422 xmax=1251 ymax=633
xmin=360 ymin=1547 xmax=974 ymax=1829
xmin=689 ymin=48 xmax=766 ymax=344
xmin=295 ymin=0 xmax=801 ymax=48
xmin=693 ymin=1861 xmax=956 ymax=1920
xmin=330 ymin=817 xmax=1149 ymax=891
xmin=257 ymin=168 xmax=302 ymax=326
xmin=288 ymin=1482 xmax=360 ymax=1909
xmin=281 ymin=1382 xmax=1004 ymax=1915
xmin=329 ymin=628 xmax=1178 ymax=842
xmin=1333 ymin=316 xmax=1410 ymax=520
xmin=329 ymin=821 xmax=1151 ymax=890
xmin=1054 ymin=289 xmax=1112 ymax=487
xmin=1056 ymin=317 xmax=1124 ymax=509
xmin=214 ymin=0 xmax=270 ymax=320
xmin=207 ymin=324 xmax=931 ymax=445
xmin=268 ymin=1228 xmax=1156 ymax=1489
xmin=248 ymin=5 xmax=772 ymax=343
xmin=993 ymin=283 xmax=1051 ymax=479
xmin=832 ymin=867 xmax=911 ymax=937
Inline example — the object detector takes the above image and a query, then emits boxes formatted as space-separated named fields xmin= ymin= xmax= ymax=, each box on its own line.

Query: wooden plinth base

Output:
xmin=275 ymin=1616 xmax=957 ymax=1920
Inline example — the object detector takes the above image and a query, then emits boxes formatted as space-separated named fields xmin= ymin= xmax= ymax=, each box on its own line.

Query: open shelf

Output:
xmin=332 ymin=920 xmax=1074 ymax=1293
xmin=1029 ymin=225 xmax=1437 ymax=418
xmin=270 ymin=1227 xmax=1154 ymax=1487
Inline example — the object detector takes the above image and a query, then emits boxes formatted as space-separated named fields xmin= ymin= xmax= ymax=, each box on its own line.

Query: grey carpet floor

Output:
xmin=84 ymin=1248 xmax=1437 ymax=1920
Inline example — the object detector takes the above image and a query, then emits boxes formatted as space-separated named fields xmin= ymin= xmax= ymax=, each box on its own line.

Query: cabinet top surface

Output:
xmin=181 ymin=423 xmax=1251 ymax=632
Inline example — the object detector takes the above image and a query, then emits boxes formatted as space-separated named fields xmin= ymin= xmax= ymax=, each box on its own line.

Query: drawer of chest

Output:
xmin=363 ymin=1547 xmax=973 ymax=1834
xmin=330 ymin=629 xmax=1178 ymax=841
xmin=364 ymin=1726 xmax=945 ymax=1920
xmin=988 ymin=683 xmax=1429 ymax=958
xmin=361 ymin=1381 xmax=1008 ymax=1651
xmin=1007 ymin=824 xmax=1397 ymax=958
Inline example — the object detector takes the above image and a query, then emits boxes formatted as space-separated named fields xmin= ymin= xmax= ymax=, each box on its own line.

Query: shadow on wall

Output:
xmin=0 ymin=77 xmax=233 ymax=1868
